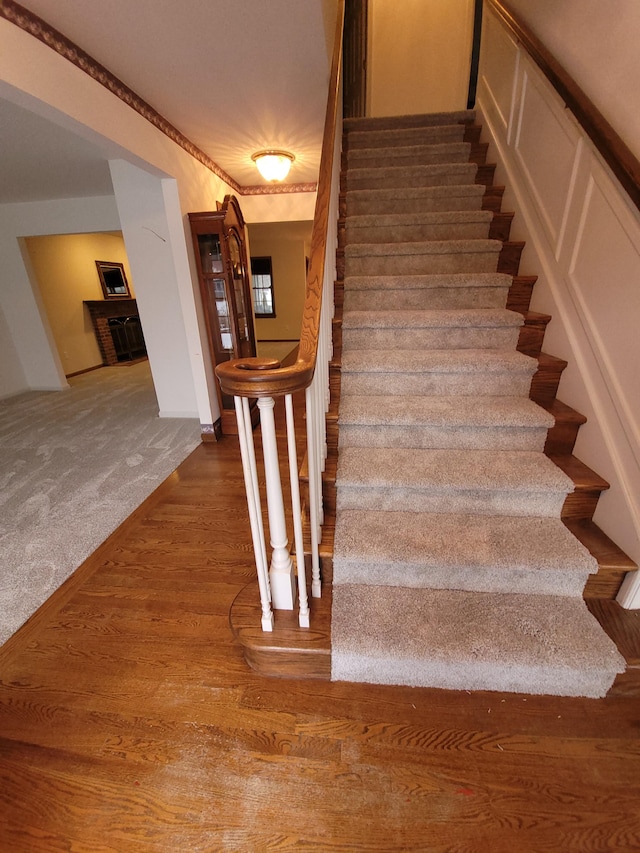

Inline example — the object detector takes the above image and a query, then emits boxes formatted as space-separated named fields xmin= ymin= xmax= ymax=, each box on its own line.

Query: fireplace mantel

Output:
xmin=84 ymin=298 xmax=138 ymax=314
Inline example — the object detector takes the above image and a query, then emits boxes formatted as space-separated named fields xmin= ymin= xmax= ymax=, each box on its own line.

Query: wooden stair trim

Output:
xmin=482 ymin=185 xmax=505 ymax=212
xmin=507 ymin=275 xmax=538 ymax=313
xmin=530 ymin=352 xmax=568 ymax=405
xmin=551 ymin=453 xmax=610 ymax=520
xmin=229 ymin=577 xmax=332 ymax=680
xmin=569 ymin=519 xmax=638 ymax=599
xmin=489 ymin=211 xmax=514 ymax=241
xmin=498 ymin=240 xmax=525 ymax=274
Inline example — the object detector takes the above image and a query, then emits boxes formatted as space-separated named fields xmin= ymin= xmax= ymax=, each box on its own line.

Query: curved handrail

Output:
xmin=487 ymin=0 xmax=640 ymax=212
xmin=216 ymin=1 xmax=345 ymax=399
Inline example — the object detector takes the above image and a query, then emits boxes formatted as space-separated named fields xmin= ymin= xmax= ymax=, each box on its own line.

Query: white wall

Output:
xmin=477 ymin=5 xmax=640 ymax=602
xmin=109 ymin=161 xmax=201 ymax=419
xmin=367 ymin=0 xmax=475 ymax=116
xmin=0 ymin=302 xmax=26 ymax=398
xmin=505 ymin=0 xmax=640 ymax=163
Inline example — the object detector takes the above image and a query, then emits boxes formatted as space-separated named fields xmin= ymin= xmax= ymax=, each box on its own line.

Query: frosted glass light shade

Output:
xmin=252 ymin=150 xmax=295 ymax=182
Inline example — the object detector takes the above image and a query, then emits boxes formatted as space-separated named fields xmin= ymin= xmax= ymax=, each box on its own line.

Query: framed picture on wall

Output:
xmin=96 ymin=260 xmax=131 ymax=298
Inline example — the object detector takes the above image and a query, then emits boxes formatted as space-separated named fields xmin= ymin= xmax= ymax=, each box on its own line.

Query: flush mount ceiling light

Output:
xmin=251 ymin=150 xmax=295 ymax=182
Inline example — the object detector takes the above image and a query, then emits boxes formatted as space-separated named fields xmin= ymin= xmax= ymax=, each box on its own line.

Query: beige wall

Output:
xmin=505 ymin=0 xmax=640 ymax=162
xmin=24 ymin=232 xmax=134 ymax=376
xmin=368 ymin=0 xmax=474 ymax=116
xmin=247 ymin=220 xmax=312 ymax=343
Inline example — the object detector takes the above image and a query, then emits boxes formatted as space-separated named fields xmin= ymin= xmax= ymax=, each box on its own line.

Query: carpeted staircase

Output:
xmin=331 ymin=110 xmax=626 ymax=698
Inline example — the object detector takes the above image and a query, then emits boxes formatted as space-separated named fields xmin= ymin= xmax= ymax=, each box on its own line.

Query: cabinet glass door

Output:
xmin=228 ymin=231 xmax=252 ymax=357
xmin=197 ymin=234 xmax=224 ymax=274
xmin=198 ymin=233 xmax=236 ymax=363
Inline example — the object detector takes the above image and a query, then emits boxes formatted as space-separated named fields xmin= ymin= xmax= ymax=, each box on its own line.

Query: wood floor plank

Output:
xmin=1 ymin=435 xmax=640 ymax=852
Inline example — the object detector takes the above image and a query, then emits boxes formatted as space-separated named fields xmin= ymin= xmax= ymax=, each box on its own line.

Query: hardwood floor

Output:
xmin=1 ymin=434 xmax=639 ymax=852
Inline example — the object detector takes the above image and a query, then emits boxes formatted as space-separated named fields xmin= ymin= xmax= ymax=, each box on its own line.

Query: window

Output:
xmin=250 ymin=256 xmax=275 ymax=317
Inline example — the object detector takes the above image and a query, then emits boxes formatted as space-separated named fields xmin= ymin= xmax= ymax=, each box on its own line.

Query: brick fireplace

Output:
xmin=84 ymin=298 xmax=146 ymax=366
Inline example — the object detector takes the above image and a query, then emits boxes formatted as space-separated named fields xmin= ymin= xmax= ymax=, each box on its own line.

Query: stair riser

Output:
xmin=345 ymin=222 xmax=491 ymax=243
xmin=545 ymin=421 xmax=582 ymax=456
xmin=330 ymin=651 xmax=615 ymax=697
xmin=344 ymin=250 xmax=500 ymax=277
xmin=342 ymin=327 xmax=520 ymax=350
xmin=333 ymin=560 xmax=590 ymax=598
xmin=341 ymin=372 xmax=533 ymax=397
xmin=531 ymin=364 xmax=565 ymax=405
xmin=338 ymin=424 xmax=548 ymax=452
xmin=336 ymin=487 xmax=568 ymax=518
xmin=343 ymin=287 xmax=509 ymax=311
xmin=345 ymin=166 xmax=477 ymax=192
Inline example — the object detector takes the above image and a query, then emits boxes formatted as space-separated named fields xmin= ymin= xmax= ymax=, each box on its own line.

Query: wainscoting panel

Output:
xmin=514 ymin=69 xmax=582 ymax=251
xmin=477 ymin=3 xmax=640 ymax=597
xmin=568 ymin=169 xmax=640 ymax=446
xmin=479 ymin=11 xmax=519 ymax=136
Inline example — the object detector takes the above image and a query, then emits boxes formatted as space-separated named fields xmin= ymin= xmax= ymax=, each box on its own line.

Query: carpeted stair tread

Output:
xmin=331 ymin=585 xmax=626 ymax=697
xmin=344 ymin=272 xmax=512 ymax=292
xmin=338 ymin=394 xmax=552 ymax=429
xmin=344 ymin=210 xmax=494 ymax=243
xmin=341 ymin=348 xmax=535 ymax=375
xmin=342 ymin=307 xmax=521 ymax=330
xmin=343 ymin=273 xmax=513 ymax=311
xmin=346 ymin=125 xmax=467 ymax=149
xmin=333 ymin=510 xmax=597 ymax=596
xmin=336 ymin=446 xmax=572 ymax=517
xmin=344 ymin=110 xmax=476 ymax=132
xmin=345 ymin=184 xmax=486 ymax=215
xmin=342 ymin=324 xmax=521 ymax=353
xmin=347 ymin=142 xmax=472 ymax=167
xmin=346 ymin=162 xmax=478 ymax=191
xmin=345 ymin=240 xmax=503 ymax=277
xmin=345 ymin=239 xmax=502 ymax=259
xmin=340 ymin=349 xmax=536 ymax=397
xmin=345 ymin=211 xmax=493 ymax=230
xmin=336 ymin=446 xmax=572 ymax=497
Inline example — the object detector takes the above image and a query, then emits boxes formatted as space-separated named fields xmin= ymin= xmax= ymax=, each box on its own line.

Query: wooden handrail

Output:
xmin=487 ymin=0 xmax=640 ymax=212
xmin=216 ymin=1 xmax=345 ymax=399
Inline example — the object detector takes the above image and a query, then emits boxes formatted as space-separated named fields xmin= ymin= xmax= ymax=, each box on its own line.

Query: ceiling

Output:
xmin=0 ymin=0 xmax=336 ymax=204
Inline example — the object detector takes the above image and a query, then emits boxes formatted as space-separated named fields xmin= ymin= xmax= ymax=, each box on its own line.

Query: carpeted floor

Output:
xmin=0 ymin=362 xmax=202 ymax=646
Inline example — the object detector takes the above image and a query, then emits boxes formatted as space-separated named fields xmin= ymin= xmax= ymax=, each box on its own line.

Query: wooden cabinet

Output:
xmin=189 ymin=195 xmax=257 ymax=434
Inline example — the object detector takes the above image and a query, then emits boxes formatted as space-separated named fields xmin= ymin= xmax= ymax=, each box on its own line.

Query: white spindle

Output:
xmin=305 ymin=383 xmax=322 ymax=598
xmin=285 ymin=394 xmax=310 ymax=627
xmin=257 ymin=396 xmax=296 ymax=610
xmin=234 ymin=396 xmax=273 ymax=632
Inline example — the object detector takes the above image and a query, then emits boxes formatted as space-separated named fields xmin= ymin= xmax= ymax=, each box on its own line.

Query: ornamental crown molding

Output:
xmin=0 ymin=0 xmax=317 ymax=196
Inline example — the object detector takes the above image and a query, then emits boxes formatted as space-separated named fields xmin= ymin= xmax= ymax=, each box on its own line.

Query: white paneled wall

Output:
xmin=477 ymin=8 xmax=640 ymax=606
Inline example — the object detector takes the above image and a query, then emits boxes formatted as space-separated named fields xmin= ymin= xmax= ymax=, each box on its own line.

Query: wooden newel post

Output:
xmin=257 ymin=396 xmax=297 ymax=610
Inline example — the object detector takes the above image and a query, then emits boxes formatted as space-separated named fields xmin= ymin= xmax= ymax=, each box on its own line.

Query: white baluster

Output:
xmin=305 ymin=384 xmax=322 ymax=597
xmin=234 ymin=396 xmax=273 ymax=632
xmin=257 ymin=396 xmax=296 ymax=609
xmin=285 ymin=394 xmax=310 ymax=627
